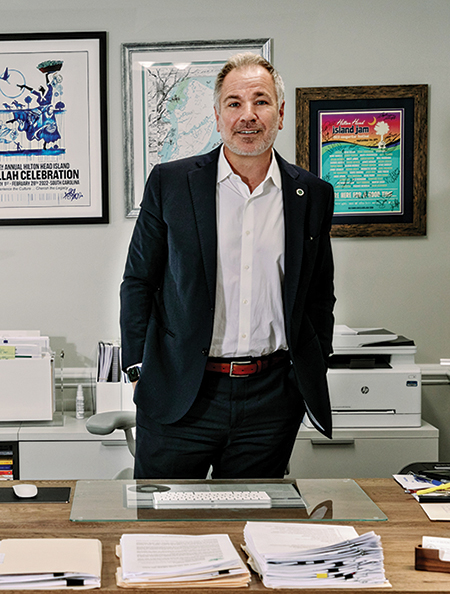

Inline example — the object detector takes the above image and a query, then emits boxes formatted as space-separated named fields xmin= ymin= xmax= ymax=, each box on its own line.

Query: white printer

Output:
xmin=311 ymin=326 xmax=421 ymax=428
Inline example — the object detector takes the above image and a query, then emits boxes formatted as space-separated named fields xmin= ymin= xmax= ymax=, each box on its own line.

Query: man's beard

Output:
xmin=221 ymin=123 xmax=279 ymax=157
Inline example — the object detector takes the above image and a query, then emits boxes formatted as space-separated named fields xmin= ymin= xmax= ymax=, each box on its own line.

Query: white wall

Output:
xmin=1 ymin=0 xmax=449 ymax=368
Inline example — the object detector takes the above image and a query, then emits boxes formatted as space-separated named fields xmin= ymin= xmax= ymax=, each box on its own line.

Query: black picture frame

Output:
xmin=0 ymin=31 xmax=109 ymax=225
xmin=296 ymin=85 xmax=427 ymax=237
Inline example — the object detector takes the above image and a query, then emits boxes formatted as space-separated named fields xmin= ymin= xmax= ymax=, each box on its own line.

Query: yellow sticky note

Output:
xmin=0 ymin=346 xmax=15 ymax=359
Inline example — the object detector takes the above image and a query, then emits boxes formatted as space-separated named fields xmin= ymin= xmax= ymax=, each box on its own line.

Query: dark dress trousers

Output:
xmin=120 ymin=146 xmax=336 ymax=439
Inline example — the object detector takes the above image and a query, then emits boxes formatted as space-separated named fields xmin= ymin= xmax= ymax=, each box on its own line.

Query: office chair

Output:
xmin=86 ymin=411 xmax=136 ymax=479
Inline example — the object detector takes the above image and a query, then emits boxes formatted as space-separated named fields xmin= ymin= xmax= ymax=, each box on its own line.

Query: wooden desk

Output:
xmin=1 ymin=478 xmax=449 ymax=592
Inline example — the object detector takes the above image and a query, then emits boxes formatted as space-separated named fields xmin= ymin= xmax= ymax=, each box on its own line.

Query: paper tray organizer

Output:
xmin=415 ymin=545 xmax=450 ymax=573
xmin=0 ymin=355 xmax=54 ymax=421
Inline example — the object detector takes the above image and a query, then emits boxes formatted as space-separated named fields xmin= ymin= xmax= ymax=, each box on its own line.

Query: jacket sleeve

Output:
xmin=120 ymin=166 xmax=167 ymax=370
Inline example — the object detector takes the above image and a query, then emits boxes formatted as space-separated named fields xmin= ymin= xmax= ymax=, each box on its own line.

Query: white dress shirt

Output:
xmin=209 ymin=147 xmax=288 ymax=358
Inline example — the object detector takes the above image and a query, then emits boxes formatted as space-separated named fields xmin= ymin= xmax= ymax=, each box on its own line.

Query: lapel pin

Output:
xmin=296 ymin=188 xmax=305 ymax=196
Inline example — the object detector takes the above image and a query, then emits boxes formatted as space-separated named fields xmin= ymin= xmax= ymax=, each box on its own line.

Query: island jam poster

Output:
xmin=319 ymin=110 xmax=403 ymax=216
xmin=0 ymin=35 xmax=105 ymax=223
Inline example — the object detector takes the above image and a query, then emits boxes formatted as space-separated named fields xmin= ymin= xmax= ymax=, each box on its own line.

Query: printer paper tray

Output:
xmin=305 ymin=411 xmax=422 ymax=428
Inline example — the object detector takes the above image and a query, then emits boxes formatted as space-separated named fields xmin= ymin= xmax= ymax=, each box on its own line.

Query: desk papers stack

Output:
xmin=0 ymin=538 xmax=102 ymax=589
xmin=116 ymin=533 xmax=251 ymax=588
xmin=243 ymin=522 xmax=389 ymax=588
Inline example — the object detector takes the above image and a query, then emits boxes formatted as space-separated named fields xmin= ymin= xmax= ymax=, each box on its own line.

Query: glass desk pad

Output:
xmin=70 ymin=478 xmax=387 ymax=522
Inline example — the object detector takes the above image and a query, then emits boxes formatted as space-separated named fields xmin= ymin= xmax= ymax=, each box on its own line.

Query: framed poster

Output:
xmin=122 ymin=38 xmax=271 ymax=217
xmin=0 ymin=31 xmax=108 ymax=225
xmin=296 ymin=85 xmax=428 ymax=237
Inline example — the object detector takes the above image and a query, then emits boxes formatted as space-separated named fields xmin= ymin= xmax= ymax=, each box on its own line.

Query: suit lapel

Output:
xmin=187 ymin=149 xmax=220 ymax=309
xmin=277 ymin=155 xmax=308 ymax=342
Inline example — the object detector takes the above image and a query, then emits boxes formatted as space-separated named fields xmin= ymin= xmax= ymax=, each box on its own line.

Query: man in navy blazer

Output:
xmin=120 ymin=53 xmax=336 ymax=479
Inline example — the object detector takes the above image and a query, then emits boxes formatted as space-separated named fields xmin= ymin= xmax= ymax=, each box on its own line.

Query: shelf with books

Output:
xmin=0 ymin=443 xmax=19 ymax=480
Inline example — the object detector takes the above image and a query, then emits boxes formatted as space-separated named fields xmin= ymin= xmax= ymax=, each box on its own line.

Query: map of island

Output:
xmin=143 ymin=63 xmax=223 ymax=174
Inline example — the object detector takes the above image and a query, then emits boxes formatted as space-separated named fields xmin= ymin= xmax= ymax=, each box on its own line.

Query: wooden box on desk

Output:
xmin=415 ymin=545 xmax=450 ymax=573
xmin=0 ymin=355 xmax=54 ymax=421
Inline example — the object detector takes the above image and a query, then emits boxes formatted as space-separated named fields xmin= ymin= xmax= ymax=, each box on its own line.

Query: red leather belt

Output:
xmin=205 ymin=351 xmax=288 ymax=377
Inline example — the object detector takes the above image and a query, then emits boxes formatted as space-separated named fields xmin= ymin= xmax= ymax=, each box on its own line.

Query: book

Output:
xmin=0 ymin=538 xmax=102 ymax=589
xmin=115 ymin=533 xmax=250 ymax=588
xmin=243 ymin=521 xmax=389 ymax=588
xmin=97 ymin=341 xmax=121 ymax=383
xmin=420 ymin=503 xmax=450 ymax=521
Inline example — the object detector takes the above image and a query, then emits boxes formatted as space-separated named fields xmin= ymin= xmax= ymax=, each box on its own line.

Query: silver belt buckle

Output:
xmin=229 ymin=360 xmax=252 ymax=378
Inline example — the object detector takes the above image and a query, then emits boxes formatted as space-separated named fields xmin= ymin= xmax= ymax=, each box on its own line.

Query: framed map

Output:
xmin=122 ymin=39 xmax=271 ymax=217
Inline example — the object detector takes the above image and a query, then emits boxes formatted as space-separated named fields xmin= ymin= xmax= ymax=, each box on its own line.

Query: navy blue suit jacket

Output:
xmin=120 ymin=146 xmax=336 ymax=438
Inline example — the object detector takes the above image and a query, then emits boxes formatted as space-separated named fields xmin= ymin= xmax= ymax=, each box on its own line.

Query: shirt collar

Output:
xmin=217 ymin=145 xmax=282 ymax=189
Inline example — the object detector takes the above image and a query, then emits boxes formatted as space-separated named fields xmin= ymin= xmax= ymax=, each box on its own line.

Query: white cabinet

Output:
xmin=18 ymin=414 xmax=134 ymax=480
xmin=287 ymin=420 xmax=439 ymax=479
xmin=2 ymin=414 xmax=439 ymax=481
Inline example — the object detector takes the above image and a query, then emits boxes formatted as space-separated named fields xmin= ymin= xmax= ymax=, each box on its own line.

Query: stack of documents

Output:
xmin=243 ymin=522 xmax=389 ymax=588
xmin=116 ymin=533 xmax=250 ymax=588
xmin=0 ymin=331 xmax=51 ymax=359
xmin=0 ymin=538 xmax=102 ymax=589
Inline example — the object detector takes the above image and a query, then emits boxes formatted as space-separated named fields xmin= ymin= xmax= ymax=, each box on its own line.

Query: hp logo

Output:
xmin=361 ymin=386 xmax=370 ymax=394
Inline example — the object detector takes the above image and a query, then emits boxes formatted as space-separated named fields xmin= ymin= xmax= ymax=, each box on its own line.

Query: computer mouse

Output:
xmin=12 ymin=484 xmax=38 ymax=498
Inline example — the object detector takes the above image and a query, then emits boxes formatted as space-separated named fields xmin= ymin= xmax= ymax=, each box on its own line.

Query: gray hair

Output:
xmin=214 ymin=53 xmax=285 ymax=111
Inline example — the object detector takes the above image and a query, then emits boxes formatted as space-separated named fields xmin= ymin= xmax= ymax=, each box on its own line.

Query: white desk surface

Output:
xmin=0 ymin=413 xmax=126 ymax=442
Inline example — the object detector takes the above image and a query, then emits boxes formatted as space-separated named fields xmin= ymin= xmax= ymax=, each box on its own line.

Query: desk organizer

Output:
xmin=95 ymin=381 xmax=134 ymax=413
xmin=415 ymin=545 xmax=450 ymax=573
xmin=0 ymin=355 xmax=54 ymax=421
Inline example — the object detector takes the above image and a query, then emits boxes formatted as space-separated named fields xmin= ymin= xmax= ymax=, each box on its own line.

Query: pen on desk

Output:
xmin=416 ymin=483 xmax=450 ymax=495
xmin=404 ymin=472 xmax=444 ymax=493
xmin=408 ymin=472 xmax=443 ymax=487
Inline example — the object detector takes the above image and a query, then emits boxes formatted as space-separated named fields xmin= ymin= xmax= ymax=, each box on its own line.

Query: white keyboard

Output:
xmin=152 ymin=490 xmax=272 ymax=509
